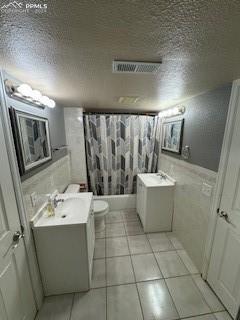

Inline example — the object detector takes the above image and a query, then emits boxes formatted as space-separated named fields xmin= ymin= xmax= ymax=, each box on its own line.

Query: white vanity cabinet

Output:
xmin=31 ymin=193 xmax=95 ymax=296
xmin=137 ymin=173 xmax=175 ymax=233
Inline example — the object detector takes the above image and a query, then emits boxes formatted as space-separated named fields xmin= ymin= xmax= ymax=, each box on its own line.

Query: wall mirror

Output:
xmin=161 ymin=118 xmax=184 ymax=154
xmin=10 ymin=107 xmax=52 ymax=175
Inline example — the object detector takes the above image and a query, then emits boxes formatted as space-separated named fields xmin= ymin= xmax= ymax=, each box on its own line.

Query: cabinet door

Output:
xmin=87 ymin=207 xmax=95 ymax=279
xmin=136 ymin=177 xmax=141 ymax=214
xmin=140 ymin=185 xmax=147 ymax=226
xmin=137 ymin=180 xmax=145 ymax=223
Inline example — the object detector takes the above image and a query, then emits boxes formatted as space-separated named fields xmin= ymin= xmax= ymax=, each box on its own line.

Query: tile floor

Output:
xmin=36 ymin=209 xmax=232 ymax=320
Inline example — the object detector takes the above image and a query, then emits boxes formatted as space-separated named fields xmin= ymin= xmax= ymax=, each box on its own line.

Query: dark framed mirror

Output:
xmin=9 ymin=107 xmax=52 ymax=175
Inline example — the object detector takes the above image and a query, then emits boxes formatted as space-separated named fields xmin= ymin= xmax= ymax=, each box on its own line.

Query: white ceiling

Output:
xmin=1 ymin=0 xmax=240 ymax=111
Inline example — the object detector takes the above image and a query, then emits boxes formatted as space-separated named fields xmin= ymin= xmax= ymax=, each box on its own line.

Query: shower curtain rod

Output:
xmin=83 ymin=111 xmax=157 ymax=117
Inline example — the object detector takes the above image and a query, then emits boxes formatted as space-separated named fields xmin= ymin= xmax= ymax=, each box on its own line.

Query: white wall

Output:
xmin=158 ymin=154 xmax=217 ymax=272
xmin=64 ymin=108 xmax=87 ymax=184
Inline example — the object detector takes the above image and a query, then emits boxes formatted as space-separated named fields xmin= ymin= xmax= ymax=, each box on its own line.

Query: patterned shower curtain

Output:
xmin=84 ymin=114 xmax=160 ymax=195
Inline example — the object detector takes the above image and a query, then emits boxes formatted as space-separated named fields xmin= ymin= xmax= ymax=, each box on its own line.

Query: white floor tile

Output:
xmin=105 ymin=211 xmax=123 ymax=224
xmin=91 ymin=259 xmax=106 ymax=289
xmin=122 ymin=211 xmax=139 ymax=222
xmin=95 ymin=219 xmax=106 ymax=233
xmin=106 ymin=223 xmax=126 ymax=237
xmin=147 ymin=233 xmax=175 ymax=252
xmin=137 ymin=280 xmax=179 ymax=320
xmin=214 ymin=311 xmax=232 ymax=320
xmin=71 ymin=288 xmax=106 ymax=320
xmin=107 ymin=284 xmax=143 ymax=320
xmin=128 ymin=235 xmax=152 ymax=254
xmin=94 ymin=238 xmax=106 ymax=259
xmin=166 ymin=275 xmax=211 ymax=317
xmin=95 ymin=230 xmax=106 ymax=239
xmin=166 ymin=232 xmax=184 ymax=249
xmin=36 ymin=294 xmax=73 ymax=320
xmin=106 ymin=237 xmax=129 ymax=257
xmin=106 ymin=256 xmax=135 ymax=286
xmin=177 ymin=250 xmax=199 ymax=274
xmin=192 ymin=275 xmax=224 ymax=312
xmin=125 ymin=220 xmax=144 ymax=235
xmin=132 ymin=253 xmax=162 ymax=282
xmin=155 ymin=251 xmax=189 ymax=278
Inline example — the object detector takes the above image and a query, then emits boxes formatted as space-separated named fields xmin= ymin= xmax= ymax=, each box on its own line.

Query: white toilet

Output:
xmin=93 ymin=200 xmax=109 ymax=231
xmin=64 ymin=184 xmax=109 ymax=231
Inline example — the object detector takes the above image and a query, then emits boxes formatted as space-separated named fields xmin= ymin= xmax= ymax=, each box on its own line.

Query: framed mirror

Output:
xmin=161 ymin=118 xmax=184 ymax=154
xmin=9 ymin=108 xmax=52 ymax=175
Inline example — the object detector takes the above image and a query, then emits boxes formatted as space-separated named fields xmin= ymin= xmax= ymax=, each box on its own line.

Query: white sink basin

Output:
xmin=31 ymin=193 xmax=93 ymax=228
xmin=138 ymin=172 xmax=175 ymax=187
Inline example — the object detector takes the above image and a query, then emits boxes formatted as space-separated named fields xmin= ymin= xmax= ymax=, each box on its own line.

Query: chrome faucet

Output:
xmin=156 ymin=173 xmax=167 ymax=179
xmin=53 ymin=195 xmax=64 ymax=208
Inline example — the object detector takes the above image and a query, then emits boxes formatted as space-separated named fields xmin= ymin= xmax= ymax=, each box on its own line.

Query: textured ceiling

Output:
xmin=1 ymin=0 xmax=240 ymax=111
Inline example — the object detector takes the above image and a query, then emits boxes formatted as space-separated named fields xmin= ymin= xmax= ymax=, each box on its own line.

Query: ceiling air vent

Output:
xmin=118 ymin=96 xmax=140 ymax=104
xmin=113 ymin=61 xmax=162 ymax=74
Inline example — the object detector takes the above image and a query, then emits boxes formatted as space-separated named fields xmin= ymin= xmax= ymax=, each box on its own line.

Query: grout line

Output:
xmin=68 ymin=293 xmax=75 ymax=320
xmin=162 ymin=277 xmax=181 ymax=319
xmin=94 ymin=242 xmax=188 ymax=260
xmin=176 ymin=250 xmax=200 ymax=275
xmin=147 ymin=233 xmax=180 ymax=319
xmin=181 ymin=311 xmax=221 ymax=319
xmin=189 ymin=274 xmax=226 ymax=314
xmin=124 ymin=219 xmax=145 ymax=320
xmin=105 ymin=218 xmax=140 ymax=225
xmin=136 ymin=230 xmax=181 ymax=319
xmin=93 ymin=273 xmax=219 ymax=289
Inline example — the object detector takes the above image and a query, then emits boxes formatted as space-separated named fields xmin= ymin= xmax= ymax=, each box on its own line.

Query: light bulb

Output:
xmin=47 ymin=99 xmax=56 ymax=108
xmin=31 ymin=90 xmax=42 ymax=101
xmin=40 ymin=95 xmax=50 ymax=106
xmin=17 ymin=84 xmax=32 ymax=97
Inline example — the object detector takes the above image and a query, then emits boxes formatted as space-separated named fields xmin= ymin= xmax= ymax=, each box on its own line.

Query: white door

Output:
xmin=207 ymin=83 xmax=240 ymax=318
xmin=0 ymin=112 xmax=36 ymax=320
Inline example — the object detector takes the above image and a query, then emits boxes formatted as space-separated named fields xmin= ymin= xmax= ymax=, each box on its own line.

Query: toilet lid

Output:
xmin=94 ymin=200 xmax=109 ymax=213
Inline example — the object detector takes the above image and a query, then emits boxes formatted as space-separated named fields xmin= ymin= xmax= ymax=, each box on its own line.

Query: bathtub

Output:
xmin=93 ymin=194 xmax=136 ymax=211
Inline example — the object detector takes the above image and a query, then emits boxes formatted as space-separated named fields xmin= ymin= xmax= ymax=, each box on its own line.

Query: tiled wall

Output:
xmin=22 ymin=154 xmax=71 ymax=220
xmin=158 ymin=154 xmax=217 ymax=272
xmin=64 ymin=108 xmax=87 ymax=184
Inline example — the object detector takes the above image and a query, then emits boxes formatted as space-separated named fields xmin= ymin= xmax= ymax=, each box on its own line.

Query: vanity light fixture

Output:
xmin=158 ymin=106 xmax=185 ymax=118
xmin=5 ymin=80 xmax=56 ymax=109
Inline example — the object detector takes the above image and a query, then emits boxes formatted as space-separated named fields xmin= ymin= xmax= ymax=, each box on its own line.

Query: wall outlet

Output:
xmin=201 ymin=183 xmax=213 ymax=197
xmin=30 ymin=192 xmax=37 ymax=207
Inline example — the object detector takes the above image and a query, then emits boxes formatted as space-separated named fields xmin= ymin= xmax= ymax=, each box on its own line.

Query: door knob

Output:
xmin=12 ymin=230 xmax=24 ymax=249
xmin=221 ymin=211 xmax=230 ymax=222
xmin=13 ymin=231 xmax=24 ymax=242
xmin=217 ymin=210 xmax=235 ymax=227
